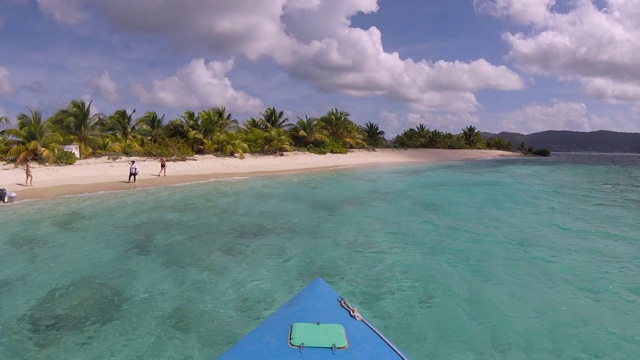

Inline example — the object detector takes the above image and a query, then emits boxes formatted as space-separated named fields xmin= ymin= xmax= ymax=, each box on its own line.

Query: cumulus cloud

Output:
xmin=37 ymin=0 xmax=89 ymax=25
xmin=500 ymin=101 xmax=604 ymax=133
xmin=0 ymin=66 xmax=14 ymax=96
xmin=477 ymin=0 xmax=640 ymax=102
xmin=92 ymin=71 xmax=120 ymax=103
xmin=284 ymin=1 xmax=524 ymax=112
xmin=38 ymin=0 xmax=524 ymax=114
xmin=76 ymin=0 xmax=298 ymax=63
xmin=581 ymin=77 xmax=640 ymax=103
xmin=288 ymin=24 xmax=523 ymax=112
xmin=473 ymin=0 xmax=555 ymax=25
xmin=131 ymin=58 xmax=264 ymax=113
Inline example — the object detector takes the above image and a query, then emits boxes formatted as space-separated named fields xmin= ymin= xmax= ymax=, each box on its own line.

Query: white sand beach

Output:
xmin=0 ymin=149 xmax=518 ymax=201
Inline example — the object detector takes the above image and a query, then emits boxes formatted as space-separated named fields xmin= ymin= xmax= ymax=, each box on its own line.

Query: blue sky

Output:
xmin=1 ymin=0 xmax=639 ymax=136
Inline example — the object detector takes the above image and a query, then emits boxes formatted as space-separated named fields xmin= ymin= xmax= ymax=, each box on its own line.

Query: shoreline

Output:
xmin=1 ymin=149 xmax=519 ymax=202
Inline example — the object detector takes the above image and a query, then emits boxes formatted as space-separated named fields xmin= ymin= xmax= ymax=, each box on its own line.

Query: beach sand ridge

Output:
xmin=0 ymin=149 xmax=518 ymax=201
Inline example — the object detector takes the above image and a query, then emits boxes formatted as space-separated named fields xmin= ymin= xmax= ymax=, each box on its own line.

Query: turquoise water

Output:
xmin=1 ymin=153 xmax=639 ymax=359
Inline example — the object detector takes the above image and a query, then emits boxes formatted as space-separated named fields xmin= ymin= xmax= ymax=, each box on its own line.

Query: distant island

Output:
xmin=483 ymin=130 xmax=640 ymax=154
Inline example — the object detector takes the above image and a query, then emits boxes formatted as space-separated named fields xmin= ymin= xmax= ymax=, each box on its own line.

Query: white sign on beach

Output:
xmin=63 ymin=145 xmax=80 ymax=158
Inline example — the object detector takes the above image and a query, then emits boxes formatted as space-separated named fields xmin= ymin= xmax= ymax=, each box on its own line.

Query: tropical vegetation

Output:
xmin=518 ymin=142 xmax=551 ymax=157
xmin=0 ymin=99 xmax=513 ymax=165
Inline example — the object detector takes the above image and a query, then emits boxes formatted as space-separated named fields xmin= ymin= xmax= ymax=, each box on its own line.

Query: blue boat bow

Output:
xmin=220 ymin=278 xmax=410 ymax=359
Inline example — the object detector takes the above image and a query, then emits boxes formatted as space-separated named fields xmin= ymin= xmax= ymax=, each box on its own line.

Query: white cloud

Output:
xmin=0 ymin=66 xmax=14 ymax=96
xmin=284 ymin=1 xmax=524 ymax=112
xmin=501 ymin=101 xmax=604 ymax=133
xmin=478 ymin=0 xmax=640 ymax=102
xmin=84 ymin=0 xmax=297 ymax=63
xmin=473 ymin=0 xmax=555 ymax=25
xmin=131 ymin=58 xmax=264 ymax=113
xmin=40 ymin=0 xmax=524 ymax=114
xmin=380 ymin=109 xmax=401 ymax=126
xmin=284 ymin=0 xmax=323 ymax=11
xmin=92 ymin=71 xmax=120 ymax=103
xmin=37 ymin=0 xmax=89 ymax=25
xmin=289 ymin=26 xmax=523 ymax=112
xmin=581 ymin=77 xmax=640 ymax=103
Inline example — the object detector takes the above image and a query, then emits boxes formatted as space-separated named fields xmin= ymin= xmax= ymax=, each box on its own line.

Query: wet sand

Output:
xmin=0 ymin=149 xmax=519 ymax=202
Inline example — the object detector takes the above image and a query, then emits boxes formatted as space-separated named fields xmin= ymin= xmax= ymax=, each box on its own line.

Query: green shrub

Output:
xmin=306 ymin=145 xmax=328 ymax=155
xmin=532 ymin=149 xmax=551 ymax=157
xmin=242 ymin=129 xmax=267 ymax=153
xmin=55 ymin=149 xmax=77 ymax=165
xmin=142 ymin=139 xmax=195 ymax=159
xmin=485 ymin=137 xmax=513 ymax=151
xmin=321 ymin=140 xmax=348 ymax=154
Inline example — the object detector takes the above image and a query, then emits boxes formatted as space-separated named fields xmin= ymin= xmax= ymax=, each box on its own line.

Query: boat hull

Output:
xmin=220 ymin=278 xmax=409 ymax=359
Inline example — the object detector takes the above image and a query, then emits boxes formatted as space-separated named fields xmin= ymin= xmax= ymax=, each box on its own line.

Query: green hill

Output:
xmin=482 ymin=130 xmax=640 ymax=153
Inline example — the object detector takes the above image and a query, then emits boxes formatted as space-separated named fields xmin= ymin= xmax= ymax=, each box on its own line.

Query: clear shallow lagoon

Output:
xmin=1 ymin=153 xmax=639 ymax=359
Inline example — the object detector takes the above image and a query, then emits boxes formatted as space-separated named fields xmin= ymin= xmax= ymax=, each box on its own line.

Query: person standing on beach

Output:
xmin=128 ymin=160 xmax=138 ymax=183
xmin=158 ymin=156 xmax=167 ymax=177
xmin=25 ymin=161 xmax=33 ymax=186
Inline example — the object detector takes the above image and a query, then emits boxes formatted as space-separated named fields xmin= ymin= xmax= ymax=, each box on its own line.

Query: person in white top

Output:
xmin=128 ymin=160 xmax=139 ymax=183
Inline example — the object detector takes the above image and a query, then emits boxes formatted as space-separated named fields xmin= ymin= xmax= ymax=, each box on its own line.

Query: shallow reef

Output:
xmin=20 ymin=277 xmax=126 ymax=348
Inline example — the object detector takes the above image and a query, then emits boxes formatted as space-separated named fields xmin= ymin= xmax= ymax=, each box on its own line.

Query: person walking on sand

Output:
xmin=158 ymin=156 xmax=167 ymax=177
xmin=128 ymin=160 xmax=139 ymax=183
xmin=25 ymin=161 xmax=33 ymax=186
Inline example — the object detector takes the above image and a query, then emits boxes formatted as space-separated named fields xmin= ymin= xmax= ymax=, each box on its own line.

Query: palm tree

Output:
xmin=518 ymin=141 xmax=533 ymax=154
xmin=461 ymin=125 xmax=483 ymax=148
xmin=319 ymin=108 xmax=366 ymax=148
xmin=290 ymin=115 xmax=329 ymax=147
xmin=1 ymin=110 xmax=62 ymax=163
xmin=0 ymin=136 xmax=10 ymax=161
xmin=53 ymin=100 xmax=104 ymax=158
xmin=0 ymin=116 xmax=9 ymax=159
xmin=211 ymin=132 xmax=249 ymax=159
xmin=261 ymin=107 xmax=290 ymax=129
xmin=211 ymin=106 xmax=238 ymax=132
xmin=428 ymin=129 xmax=445 ymax=148
xmin=392 ymin=128 xmax=416 ymax=148
xmin=244 ymin=117 xmax=264 ymax=130
xmin=361 ymin=121 xmax=386 ymax=147
xmin=137 ymin=111 xmax=165 ymax=144
xmin=166 ymin=110 xmax=196 ymax=139
xmin=166 ymin=110 xmax=204 ymax=152
xmin=415 ymin=124 xmax=430 ymax=147
xmin=92 ymin=136 xmax=122 ymax=156
xmin=486 ymin=136 xmax=512 ymax=151
xmin=319 ymin=108 xmax=351 ymax=138
xmin=198 ymin=107 xmax=239 ymax=140
xmin=104 ymin=109 xmax=137 ymax=142
xmin=263 ymin=128 xmax=294 ymax=154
